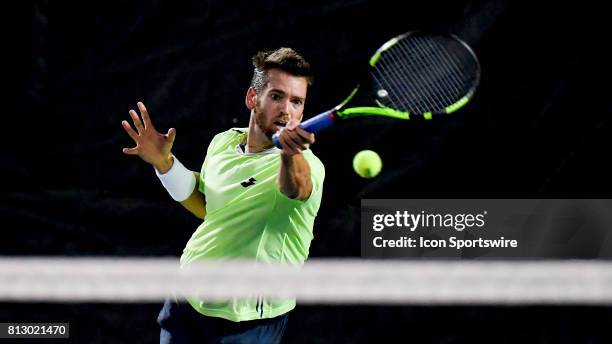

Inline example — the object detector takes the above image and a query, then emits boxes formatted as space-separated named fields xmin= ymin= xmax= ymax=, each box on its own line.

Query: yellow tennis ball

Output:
xmin=353 ymin=150 xmax=382 ymax=178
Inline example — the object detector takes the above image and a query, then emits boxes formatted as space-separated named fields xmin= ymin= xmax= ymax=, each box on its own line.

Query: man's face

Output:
xmin=252 ymin=68 xmax=308 ymax=138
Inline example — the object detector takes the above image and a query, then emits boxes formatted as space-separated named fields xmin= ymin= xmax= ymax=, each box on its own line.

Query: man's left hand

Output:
xmin=276 ymin=119 xmax=316 ymax=156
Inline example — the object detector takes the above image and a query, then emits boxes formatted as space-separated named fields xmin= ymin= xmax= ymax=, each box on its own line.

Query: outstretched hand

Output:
xmin=122 ymin=102 xmax=176 ymax=171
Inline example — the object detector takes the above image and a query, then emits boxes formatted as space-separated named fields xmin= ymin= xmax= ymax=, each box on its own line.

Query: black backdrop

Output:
xmin=2 ymin=0 xmax=612 ymax=342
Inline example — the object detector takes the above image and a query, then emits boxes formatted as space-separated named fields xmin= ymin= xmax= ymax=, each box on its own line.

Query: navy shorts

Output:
xmin=157 ymin=298 xmax=289 ymax=344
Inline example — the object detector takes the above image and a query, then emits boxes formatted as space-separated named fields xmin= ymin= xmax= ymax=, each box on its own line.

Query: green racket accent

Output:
xmin=369 ymin=37 xmax=401 ymax=66
xmin=338 ymin=106 xmax=410 ymax=120
xmin=369 ymin=52 xmax=382 ymax=67
xmin=336 ymin=87 xmax=359 ymax=109
xmin=423 ymin=112 xmax=432 ymax=120
xmin=445 ymin=96 xmax=471 ymax=114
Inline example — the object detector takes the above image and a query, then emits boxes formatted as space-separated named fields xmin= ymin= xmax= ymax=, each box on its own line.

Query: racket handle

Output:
xmin=272 ymin=111 xmax=336 ymax=148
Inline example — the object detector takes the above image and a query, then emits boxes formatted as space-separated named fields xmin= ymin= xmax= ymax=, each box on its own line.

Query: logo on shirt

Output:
xmin=240 ymin=177 xmax=257 ymax=188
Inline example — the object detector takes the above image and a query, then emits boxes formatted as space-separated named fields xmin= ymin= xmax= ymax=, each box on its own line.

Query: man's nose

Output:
xmin=279 ymin=101 xmax=292 ymax=118
xmin=284 ymin=100 xmax=293 ymax=115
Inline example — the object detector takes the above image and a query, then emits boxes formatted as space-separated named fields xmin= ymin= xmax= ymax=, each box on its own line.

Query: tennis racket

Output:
xmin=272 ymin=31 xmax=480 ymax=148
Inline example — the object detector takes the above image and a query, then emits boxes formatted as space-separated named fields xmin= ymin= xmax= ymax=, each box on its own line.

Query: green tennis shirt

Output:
xmin=179 ymin=128 xmax=325 ymax=321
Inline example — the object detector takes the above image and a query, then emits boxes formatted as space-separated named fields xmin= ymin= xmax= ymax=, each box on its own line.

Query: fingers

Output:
xmin=129 ymin=109 xmax=145 ymax=134
xmin=137 ymin=102 xmax=154 ymax=130
xmin=166 ymin=127 xmax=176 ymax=144
xmin=122 ymin=147 xmax=139 ymax=155
xmin=122 ymin=120 xmax=139 ymax=141
xmin=278 ymin=127 xmax=313 ymax=155
xmin=278 ymin=133 xmax=301 ymax=156
xmin=284 ymin=119 xmax=315 ymax=145
xmin=121 ymin=121 xmax=140 ymax=155
xmin=294 ymin=126 xmax=315 ymax=145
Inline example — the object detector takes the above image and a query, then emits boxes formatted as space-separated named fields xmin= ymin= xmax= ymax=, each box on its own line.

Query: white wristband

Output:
xmin=155 ymin=155 xmax=196 ymax=202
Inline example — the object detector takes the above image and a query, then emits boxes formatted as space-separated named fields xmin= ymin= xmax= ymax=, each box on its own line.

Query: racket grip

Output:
xmin=272 ymin=111 xmax=336 ymax=148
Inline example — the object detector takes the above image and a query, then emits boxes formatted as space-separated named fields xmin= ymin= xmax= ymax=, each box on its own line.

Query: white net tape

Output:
xmin=1 ymin=258 xmax=611 ymax=304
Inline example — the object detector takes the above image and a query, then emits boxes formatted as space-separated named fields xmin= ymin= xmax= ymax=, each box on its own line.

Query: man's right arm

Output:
xmin=122 ymin=101 xmax=205 ymax=220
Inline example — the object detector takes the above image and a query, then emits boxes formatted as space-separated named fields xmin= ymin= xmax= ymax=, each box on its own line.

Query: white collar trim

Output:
xmin=235 ymin=142 xmax=279 ymax=156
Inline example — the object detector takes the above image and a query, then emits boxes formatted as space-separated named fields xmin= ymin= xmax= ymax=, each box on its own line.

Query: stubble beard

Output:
xmin=254 ymin=103 xmax=275 ymax=139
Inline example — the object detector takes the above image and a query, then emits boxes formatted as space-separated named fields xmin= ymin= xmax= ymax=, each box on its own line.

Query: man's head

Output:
xmin=246 ymin=47 xmax=313 ymax=139
xmin=250 ymin=47 xmax=313 ymax=95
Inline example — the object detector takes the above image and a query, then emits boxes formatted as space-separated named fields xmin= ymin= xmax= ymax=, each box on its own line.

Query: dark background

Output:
xmin=2 ymin=0 xmax=612 ymax=342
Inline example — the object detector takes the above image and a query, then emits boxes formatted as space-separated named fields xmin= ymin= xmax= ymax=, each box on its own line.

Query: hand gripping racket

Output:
xmin=272 ymin=31 xmax=480 ymax=148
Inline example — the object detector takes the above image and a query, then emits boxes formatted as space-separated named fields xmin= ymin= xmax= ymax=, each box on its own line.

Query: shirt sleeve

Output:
xmin=303 ymin=149 xmax=325 ymax=200
xmin=198 ymin=129 xmax=244 ymax=195
xmin=198 ymin=133 xmax=221 ymax=194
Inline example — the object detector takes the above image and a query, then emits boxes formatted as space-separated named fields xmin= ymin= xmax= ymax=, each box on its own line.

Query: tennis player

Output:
xmin=122 ymin=47 xmax=324 ymax=343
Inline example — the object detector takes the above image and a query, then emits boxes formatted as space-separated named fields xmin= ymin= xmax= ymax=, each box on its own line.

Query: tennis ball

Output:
xmin=353 ymin=150 xmax=382 ymax=178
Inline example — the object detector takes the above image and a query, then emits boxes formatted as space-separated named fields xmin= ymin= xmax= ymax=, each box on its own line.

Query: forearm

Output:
xmin=179 ymin=172 xmax=206 ymax=219
xmin=278 ymin=151 xmax=312 ymax=200
xmin=155 ymin=156 xmax=206 ymax=219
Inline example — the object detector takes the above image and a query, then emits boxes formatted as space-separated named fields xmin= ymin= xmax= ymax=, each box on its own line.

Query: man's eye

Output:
xmin=271 ymin=94 xmax=281 ymax=100
xmin=292 ymin=100 xmax=303 ymax=105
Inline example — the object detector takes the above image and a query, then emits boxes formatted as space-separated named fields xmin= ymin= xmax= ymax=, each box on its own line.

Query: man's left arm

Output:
xmin=277 ymin=120 xmax=316 ymax=200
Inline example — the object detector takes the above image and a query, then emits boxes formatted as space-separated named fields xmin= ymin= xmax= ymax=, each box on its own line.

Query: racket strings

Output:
xmin=383 ymin=39 xmax=463 ymax=111
xmin=391 ymin=38 xmax=452 ymax=111
xmin=408 ymin=36 xmax=466 ymax=106
xmin=372 ymin=34 xmax=478 ymax=114
xmin=371 ymin=44 xmax=429 ymax=111
xmin=399 ymin=36 xmax=469 ymax=108
xmin=373 ymin=55 xmax=440 ymax=113
xmin=373 ymin=49 xmax=433 ymax=112
xmin=426 ymin=36 xmax=476 ymax=98
xmin=411 ymin=36 xmax=475 ymax=106
xmin=371 ymin=68 xmax=410 ymax=112
xmin=375 ymin=49 xmax=424 ymax=111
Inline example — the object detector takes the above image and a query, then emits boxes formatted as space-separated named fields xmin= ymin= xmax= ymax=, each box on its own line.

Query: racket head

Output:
xmin=336 ymin=31 xmax=480 ymax=120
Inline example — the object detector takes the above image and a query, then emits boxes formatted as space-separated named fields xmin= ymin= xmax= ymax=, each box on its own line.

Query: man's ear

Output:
xmin=245 ymin=87 xmax=257 ymax=110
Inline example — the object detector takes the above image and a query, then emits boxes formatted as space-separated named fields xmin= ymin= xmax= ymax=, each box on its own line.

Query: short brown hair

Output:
xmin=250 ymin=47 xmax=313 ymax=94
